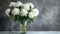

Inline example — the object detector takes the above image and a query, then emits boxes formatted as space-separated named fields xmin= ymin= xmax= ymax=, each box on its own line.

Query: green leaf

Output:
xmin=27 ymin=17 xmax=34 ymax=23
xmin=14 ymin=15 xmax=21 ymax=21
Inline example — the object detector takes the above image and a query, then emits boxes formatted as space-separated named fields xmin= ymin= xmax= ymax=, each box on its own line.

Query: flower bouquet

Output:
xmin=5 ymin=1 xmax=39 ymax=34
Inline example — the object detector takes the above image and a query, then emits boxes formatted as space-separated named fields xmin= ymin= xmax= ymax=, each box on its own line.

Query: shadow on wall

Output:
xmin=0 ymin=0 xmax=59 ymax=31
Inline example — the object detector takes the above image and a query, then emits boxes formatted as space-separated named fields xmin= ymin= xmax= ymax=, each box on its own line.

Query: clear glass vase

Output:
xmin=20 ymin=21 xmax=27 ymax=34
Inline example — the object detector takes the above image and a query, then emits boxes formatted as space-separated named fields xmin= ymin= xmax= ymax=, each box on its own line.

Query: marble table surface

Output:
xmin=0 ymin=31 xmax=60 ymax=34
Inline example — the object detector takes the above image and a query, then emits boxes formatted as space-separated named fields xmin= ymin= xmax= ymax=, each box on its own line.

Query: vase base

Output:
xmin=20 ymin=32 xmax=26 ymax=34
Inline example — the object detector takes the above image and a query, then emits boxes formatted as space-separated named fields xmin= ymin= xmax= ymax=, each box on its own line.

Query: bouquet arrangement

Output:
xmin=5 ymin=1 xmax=39 ymax=34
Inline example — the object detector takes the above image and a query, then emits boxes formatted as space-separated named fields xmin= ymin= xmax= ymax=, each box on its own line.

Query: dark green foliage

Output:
xmin=27 ymin=17 xmax=34 ymax=23
xmin=15 ymin=15 xmax=20 ymax=21
xmin=14 ymin=14 xmax=34 ymax=24
xmin=9 ymin=7 xmax=14 ymax=16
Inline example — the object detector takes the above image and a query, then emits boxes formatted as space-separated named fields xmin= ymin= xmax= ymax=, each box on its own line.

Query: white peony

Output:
xmin=28 ymin=12 xmax=35 ymax=18
xmin=32 ymin=8 xmax=39 ymax=16
xmin=5 ymin=8 xmax=10 ymax=17
xmin=23 ymin=3 xmax=34 ymax=10
xmin=28 ymin=3 xmax=34 ymax=8
xmin=9 ymin=2 xmax=16 ymax=7
xmin=15 ymin=1 xmax=22 ymax=7
xmin=12 ymin=8 xmax=20 ymax=15
xmin=20 ymin=9 xmax=28 ymax=16
xmin=28 ymin=8 xmax=39 ymax=18
xmin=23 ymin=3 xmax=30 ymax=10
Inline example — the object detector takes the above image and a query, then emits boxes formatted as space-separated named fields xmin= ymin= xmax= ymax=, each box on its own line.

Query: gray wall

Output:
xmin=0 ymin=0 xmax=60 ymax=31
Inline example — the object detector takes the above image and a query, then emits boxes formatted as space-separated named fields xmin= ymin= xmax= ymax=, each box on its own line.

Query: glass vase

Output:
xmin=20 ymin=21 xmax=27 ymax=34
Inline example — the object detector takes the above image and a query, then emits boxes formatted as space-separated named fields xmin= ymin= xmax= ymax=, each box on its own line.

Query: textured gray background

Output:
xmin=0 ymin=0 xmax=60 ymax=31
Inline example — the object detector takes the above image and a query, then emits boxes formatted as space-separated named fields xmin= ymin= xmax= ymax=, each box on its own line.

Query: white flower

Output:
xmin=23 ymin=3 xmax=34 ymax=10
xmin=12 ymin=8 xmax=20 ymax=15
xmin=28 ymin=3 xmax=34 ymax=8
xmin=5 ymin=8 xmax=10 ymax=17
xmin=28 ymin=12 xmax=35 ymax=18
xmin=28 ymin=8 xmax=39 ymax=18
xmin=20 ymin=9 xmax=28 ymax=16
xmin=9 ymin=2 xmax=16 ymax=7
xmin=15 ymin=1 xmax=22 ymax=7
xmin=32 ymin=8 xmax=39 ymax=16
xmin=23 ymin=3 xmax=30 ymax=10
